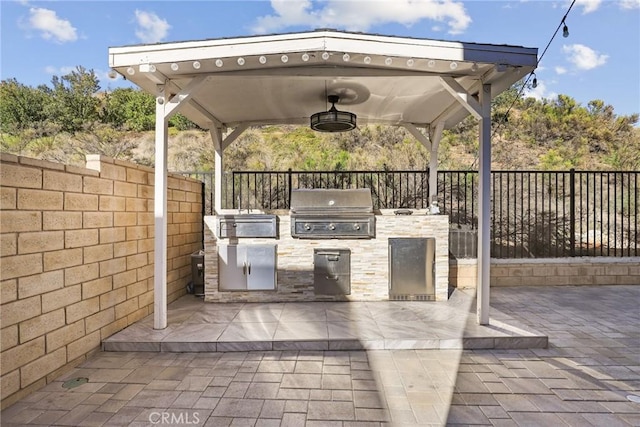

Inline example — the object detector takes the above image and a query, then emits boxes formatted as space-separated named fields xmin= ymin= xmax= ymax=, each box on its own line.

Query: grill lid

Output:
xmin=290 ymin=188 xmax=373 ymax=213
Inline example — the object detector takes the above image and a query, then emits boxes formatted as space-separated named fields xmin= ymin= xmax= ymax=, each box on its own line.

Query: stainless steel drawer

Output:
xmin=313 ymin=249 xmax=351 ymax=295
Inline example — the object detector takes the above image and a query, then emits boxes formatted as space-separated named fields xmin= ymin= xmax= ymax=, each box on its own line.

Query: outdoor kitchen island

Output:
xmin=203 ymin=189 xmax=450 ymax=302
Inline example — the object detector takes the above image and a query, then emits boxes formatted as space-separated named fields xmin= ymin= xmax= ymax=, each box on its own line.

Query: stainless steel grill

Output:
xmin=290 ymin=188 xmax=375 ymax=239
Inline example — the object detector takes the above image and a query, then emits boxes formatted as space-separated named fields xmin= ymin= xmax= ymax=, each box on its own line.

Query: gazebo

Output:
xmin=108 ymin=29 xmax=538 ymax=330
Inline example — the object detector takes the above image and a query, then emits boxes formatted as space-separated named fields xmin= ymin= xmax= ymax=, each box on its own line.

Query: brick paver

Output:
xmin=1 ymin=285 xmax=639 ymax=426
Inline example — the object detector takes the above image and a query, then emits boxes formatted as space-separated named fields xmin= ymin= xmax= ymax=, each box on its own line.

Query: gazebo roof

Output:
xmin=109 ymin=29 xmax=537 ymax=131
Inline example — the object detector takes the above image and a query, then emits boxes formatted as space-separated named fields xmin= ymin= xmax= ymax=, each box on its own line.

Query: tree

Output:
xmin=169 ymin=113 xmax=199 ymax=131
xmin=0 ymin=78 xmax=48 ymax=133
xmin=101 ymin=88 xmax=155 ymax=131
xmin=0 ymin=79 xmax=61 ymax=156
xmin=46 ymin=66 xmax=101 ymax=133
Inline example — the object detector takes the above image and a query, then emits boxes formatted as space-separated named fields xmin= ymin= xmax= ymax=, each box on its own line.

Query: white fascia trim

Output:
xmin=109 ymin=31 xmax=537 ymax=68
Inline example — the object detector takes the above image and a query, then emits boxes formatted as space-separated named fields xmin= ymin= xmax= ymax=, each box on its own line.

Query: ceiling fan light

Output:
xmin=310 ymin=95 xmax=357 ymax=133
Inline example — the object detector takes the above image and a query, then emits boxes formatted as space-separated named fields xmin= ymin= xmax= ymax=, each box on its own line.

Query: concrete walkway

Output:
xmin=2 ymin=285 xmax=639 ymax=426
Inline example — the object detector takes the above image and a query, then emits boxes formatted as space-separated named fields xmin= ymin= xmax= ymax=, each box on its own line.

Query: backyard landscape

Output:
xmin=1 ymin=29 xmax=639 ymax=427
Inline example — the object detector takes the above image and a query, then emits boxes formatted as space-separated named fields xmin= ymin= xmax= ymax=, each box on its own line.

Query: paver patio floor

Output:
xmin=102 ymin=288 xmax=547 ymax=352
xmin=2 ymin=285 xmax=639 ymax=426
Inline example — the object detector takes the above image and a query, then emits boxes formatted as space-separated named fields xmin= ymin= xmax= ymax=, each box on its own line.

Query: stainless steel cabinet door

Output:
xmin=388 ymin=238 xmax=435 ymax=298
xmin=218 ymin=244 xmax=246 ymax=290
xmin=218 ymin=244 xmax=277 ymax=291
xmin=245 ymin=245 xmax=277 ymax=290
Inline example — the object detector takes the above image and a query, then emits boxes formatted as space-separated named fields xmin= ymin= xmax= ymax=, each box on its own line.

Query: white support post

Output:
xmin=428 ymin=121 xmax=445 ymax=204
xmin=211 ymin=128 xmax=223 ymax=214
xmin=477 ymin=83 xmax=492 ymax=325
xmin=150 ymin=76 xmax=209 ymax=329
xmin=154 ymin=86 xmax=169 ymax=330
xmin=211 ymin=124 xmax=248 ymax=214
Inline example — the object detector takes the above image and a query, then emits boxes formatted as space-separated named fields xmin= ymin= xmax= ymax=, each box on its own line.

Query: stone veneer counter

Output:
xmin=204 ymin=210 xmax=449 ymax=302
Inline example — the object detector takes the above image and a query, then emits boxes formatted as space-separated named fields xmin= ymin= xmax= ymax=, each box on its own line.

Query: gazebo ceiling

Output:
xmin=109 ymin=29 xmax=537 ymax=131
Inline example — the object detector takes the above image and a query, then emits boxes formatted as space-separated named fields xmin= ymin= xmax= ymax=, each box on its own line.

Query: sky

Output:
xmin=1 ymin=0 xmax=639 ymax=118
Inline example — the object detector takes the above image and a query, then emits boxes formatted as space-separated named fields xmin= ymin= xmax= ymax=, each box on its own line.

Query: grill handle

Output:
xmin=316 ymin=251 xmax=341 ymax=260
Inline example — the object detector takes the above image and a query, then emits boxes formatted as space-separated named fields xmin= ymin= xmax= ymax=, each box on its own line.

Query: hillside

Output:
xmin=1 ymin=67 xmax=639 ymax=172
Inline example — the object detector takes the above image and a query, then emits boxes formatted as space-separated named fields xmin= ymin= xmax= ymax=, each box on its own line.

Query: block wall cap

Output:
xmin=19 ymin=157 xmax=66 ymax=171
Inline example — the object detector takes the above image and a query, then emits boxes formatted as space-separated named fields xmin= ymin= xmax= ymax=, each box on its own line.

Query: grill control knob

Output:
xmin=353 ymin=224 xmax=361 ymax=230
xmin=329 ymin=223 xmax=336 ymax=230
xmin=304 ymin=224 xmax=311 ymax=230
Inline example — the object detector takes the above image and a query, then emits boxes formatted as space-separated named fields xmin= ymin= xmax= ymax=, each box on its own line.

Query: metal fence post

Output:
xmin=232 ymin=171 xmax=236 ymax=209
xmin=287 ymin=168 xmax=293 ymax=208
xmin=201 ymin=181 xmax=206 ymax=246
xmin=569 ymin=168 xmax=576 ymax=257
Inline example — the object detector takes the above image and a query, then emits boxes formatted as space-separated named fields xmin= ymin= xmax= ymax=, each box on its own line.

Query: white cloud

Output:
xmin=44 ymin=65 xmax=77 ymax=76
xmin=252 ymin=0 xmax=471 ymax=35
xmin=134 ymin=10 xmax=170 ymax=43
xmin=555 ymin=66 xmax=567 ymax=75
xmin=524 ymin=80 xmax=557 ymax=101
xmin=620 ymin=0 xmax=640 ymax=9
xmin=28 ymin=7 xmax=77 ymax=43
xmin=574 ymin=0 xmax=601 ymax=13
xmin=562 ymin=44 xmax=608 ymax=70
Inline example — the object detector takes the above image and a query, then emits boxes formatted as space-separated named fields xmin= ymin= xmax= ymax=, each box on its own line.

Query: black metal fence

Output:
xmin=176 ymin=169 xmax=639 ymax=258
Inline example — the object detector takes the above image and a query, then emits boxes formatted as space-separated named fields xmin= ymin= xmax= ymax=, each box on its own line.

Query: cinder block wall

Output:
xmin=450 ymin=257 xmax=639 ymax=288
xmin=0 ymin=154 xmax=203 ymax=409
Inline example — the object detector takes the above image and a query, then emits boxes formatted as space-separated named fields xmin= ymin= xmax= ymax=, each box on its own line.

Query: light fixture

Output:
xmin=310 ymin=94 xmax=357 ymax=133
xmin=259 ymin=56 xmax=267 ymax=64
xmin=237 ymin=57 xmax=245 ymax=66
xmin=363 ymin=56 xmax=371 ymax=64
xmin=385 ymin=57 xmax=393 ymax=65
xmin=281 ymin=55 xmax=289 ymax=63
xmin=108 ymin=69 xmax=118 ymax=79
xmin=342 ymin=53 xmax=350 ymax=62
xmin=427 ymin=60 xmax=436 ymax=68
xmin=562 ymin=19 xmax=569 ymax=38
xmin=301 ymin=53 xmax=310 ymax=62
xmin=531 ymin=72 xmax=538 ymax=89
xmin=215 ymin=59 xmax=224 ymax=68
xmin=126 ymin=67 xmax=135 ymax=75
xmin=406 ymin=59 xmax=415 ymax=67
xmin=170 ymin=63 xmax=179 ymax=71
xmin=322 ymin=52 xmax=330 ymax=60
xmin=192 ymin=61 xmax=201 ymax=69
xmin=449 ymin=61 xmax=458 ymax=70
xmin=471 ymin=63 xmax=479 ymax=72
